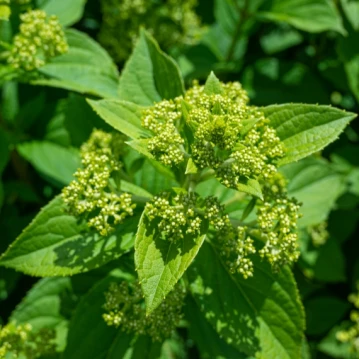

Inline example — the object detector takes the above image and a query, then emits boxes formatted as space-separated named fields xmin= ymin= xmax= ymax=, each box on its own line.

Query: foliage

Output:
xmin=0 ymin=1 xmax=359 ymax=358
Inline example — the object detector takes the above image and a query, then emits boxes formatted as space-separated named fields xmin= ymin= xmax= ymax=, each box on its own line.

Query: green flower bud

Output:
xmin=8 ymin=10 xmax=68 ymax=71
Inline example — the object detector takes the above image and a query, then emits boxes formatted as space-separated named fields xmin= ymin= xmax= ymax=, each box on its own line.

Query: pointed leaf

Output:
xmin=237 ymin=178 xmax=263 ymax=200
xmin=204 ymin=72 xmax=224 ymax=95
xmin=0 ymin=196 xmax=137 ymax=276
xmin=135 ymin=211 xmax=206 ymax=314
xmin=263 ymin=104 xmax=357 ymax=165
xmin=118 ymin=29 xmax=184 ymax=106
xmin=87 ymin=99 xmax=149 ymax=140
xmin=188 ymin=242 xmax=305 ymax=358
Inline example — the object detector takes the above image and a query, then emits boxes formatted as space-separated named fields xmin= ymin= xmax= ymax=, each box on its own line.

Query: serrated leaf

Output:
xmin=87 ymin=99 xmax=149 ymax=140
xmin=258 ymin=0 xmax=346 ymax=35
xmin=185 ymin=158 xmax=198 ymax=174
xmin=37 ymin=0 xmax=87 ymax=27
xmin=33 ymin=29 xmax=119 ymax=99
xmin=17 ymin=141 xmax=80 ymax=186
xmin=0 ymin=196 xmax=137 ymax=276
xmin=281 ymin=157 xmax=346 ymax=227
xmin=188 ymin=242 xmax=305 ymax=358
xmin=237 ymin=178 xmax=263 ymax=200
xmin=118 ymin=29 xmax=184 ymax=106
xmin=204 ymin=72 xmax=224 ymax=95
xmin=263 ymin=104 xmax=357 ymax=165
xmin=135 ymin=211 xmax=206 ymax=314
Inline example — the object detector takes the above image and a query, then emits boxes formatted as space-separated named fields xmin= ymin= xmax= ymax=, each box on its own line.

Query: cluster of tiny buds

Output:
xmin=8 ymin=10 xmax=68 ymax=71
xmin=62 ymin=130 xmax=136 ymax=236
xmin=0 ymin=322 xmax=56 ymax=359
xmin=219 ymin=226 xmax=256 ymax=279
xmin=336 ymin=283 xmax=359 ymax=354
xmin=257 ymin=173 xmax=301 ymax=270
xmin=308 ymin=222 xmax=329 ymax=247
xmin=141 ymin=80 xmax=285 ymax=191
xmin=103 ymin=281 xmax=185 ymax=341
xmin=145 ymin=191 xmax=229 ymax=241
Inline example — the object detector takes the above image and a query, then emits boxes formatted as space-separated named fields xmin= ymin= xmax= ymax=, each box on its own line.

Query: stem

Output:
xmin=225 ymin=0 xmax=250 ymax=62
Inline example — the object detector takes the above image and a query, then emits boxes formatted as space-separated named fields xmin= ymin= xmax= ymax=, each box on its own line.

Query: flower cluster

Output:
xmin=8 ymin=10 xmax=68 ymax=71
xmin=103 ymin=281 xmax=185 ymax=341
xmin=257 ymin=173 xmax=301 ymax=270
xmin=142 ymin=81 xmax=285 ymax=191
xmin=0 ymin=322 xmax=55 ymax=359
xmin=337 ymin=283 xmax=359 ymax=354
xmin=308 ymin=222 xmax=329 ymax=247
xmin=218 ymin=226 xmax=256 ymax=279
xmin=99 ymin=0 xmax=202 ymax=62
xmin=145 ymin=191 xmax=229 ymax=241
xmin=62 ymin=130 xmax=136 ymax=236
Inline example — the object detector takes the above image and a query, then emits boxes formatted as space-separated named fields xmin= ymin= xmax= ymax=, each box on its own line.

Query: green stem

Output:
xmin=225 ymin=0 xmax=250 ymax=62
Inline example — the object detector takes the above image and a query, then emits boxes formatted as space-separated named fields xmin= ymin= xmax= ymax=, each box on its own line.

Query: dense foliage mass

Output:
xmin=0 ymin=1 xmax=359 ymax=359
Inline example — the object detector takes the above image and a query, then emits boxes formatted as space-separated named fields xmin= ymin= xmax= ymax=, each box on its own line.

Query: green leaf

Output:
xmin=281 ymin=157 xmax=346 ymax=227
xmin=87 ymin=99 xmax=149 ymax=140
xmin=17 ymin=141 xmax=81 ymax=186
xmin=0 ymin=196 xmax=137 ymax=276
xmin=120 ymin=180 xmax=153 ymax=199
xmin=118 ymin=29 xmax=184 ymax=106
xmin=341 ymin=0 xmax=359 ymax=31
xmin=236 ymin=178 xmax=263 ymax=200
xmin=37 ymin=0 xmax=87 ymax=27
xmin=0 ymin=5 xmax=10 ymax=21
xmin=204 ymin=72 xmax=224 ymax=95
xmin=258 ymin=0 xmax=346 ymax=35
xmin=0 ymin=128 xmax=9 ymax=175
xmin=263 ymin=104 xmax=357 ymax=165
xmin=185 ymin=297 xmax=247 ymax=359
xmin=188 ymin=242 xmax=305 ymax=358
xmin=185 ymin=158 xmax=198 ymax=174
xmin=135 ymin=211 xmax=206 ymax=314
xmin=33 ymin=29 xmax=119 ymax=99
xmin=64 ymin=272 xmax=124 ymax=359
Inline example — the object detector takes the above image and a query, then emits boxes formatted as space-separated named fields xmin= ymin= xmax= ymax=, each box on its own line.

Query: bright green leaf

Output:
xmin=135 ymin=211 xmax=206 ymax=314
xmin=118 ymin=29 xmax=184 ymax=106
xmin=236 ymin=178 xmax=263 ymax=200
xmin=0 ymin=196 xmax=137 ymax=276
xmin=17 ymin=141 xmax=80 ymax=186
xmin=87 ymin=98 xmax=149 ymax=140
xmin=263 ymin=104 xmax=356 ymax=165
xmin=37 ymin=0 xmax=87 ymax=27
xmin=341 ymin=0 xmax=359 ymax=31
xmin=258 ymin=0 xmax=346 ymax=35
xmin=188 ymin=242 xmax=305 ymax=358
xmin=33 ymin=29 xmax=119 ymax=99
xmin=204 ymin=72 xmax=224 ymax=95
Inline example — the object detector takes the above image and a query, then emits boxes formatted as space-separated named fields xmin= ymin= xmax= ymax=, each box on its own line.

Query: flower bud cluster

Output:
xmin=8 ymin=10 xmax=68 ymax=71
xmin=257 ymin=173 xmax=301 ymax=270
xmin=142 ymin=81 xmax=285 ymax=191
xmin=99 ymin=0 xmax=202 ymax=62
xmin=103 ymin=281 xmax=185 ymax=341
xmin=336 ymin=283 xmax=359 ymax=354
xmin=308 ymin=222 xmax=329 ymax=247
xmin=0 ymin=322 xmax=55 ymax=359
xmin=218 ymin=226 xmax=256 ymax=279
xmin=142 ymin=101 xmax=184 ymax=166
xmin=62 ymin=130 xmax=136 ymax=236
xmin=145 ymin=191 xmax=229 ymax=241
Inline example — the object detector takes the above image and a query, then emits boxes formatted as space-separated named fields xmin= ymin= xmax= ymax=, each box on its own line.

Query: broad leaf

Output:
xmin=0 ymin=196 xmax=137 ymax=276
xmin=135 ymin=211 xmax=206 ymax=314
xmin=118 ymin=29 xmax=184 ymax=106
xmin=341 ymin=0 xmax=359 ymax=31
xmin=204 ymin=72 xmax=224 ymax=95
xmin=185 ymin=297 xmax=248 ymax=359
xmin=281 ymin=157 xmax=346 ymax=227
xmin=17 ymin=141 xmax=80 ymax=186
xmin=33 ymin=29 xmax=119 ymax=99
xmin=10 ymin=277 xmax=71 ymax=351
xmin=37 ymin=0 xmax=87 ymax=27
xmin=258 ymin=0 xmax=346 ymax=35
xmin=87 ymin=99 xmax=149 ymax=140
xmin=188 ymin=242 xmax=305 ymax=358
xmin=263 ymin=104 xmax=356 ymax=165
